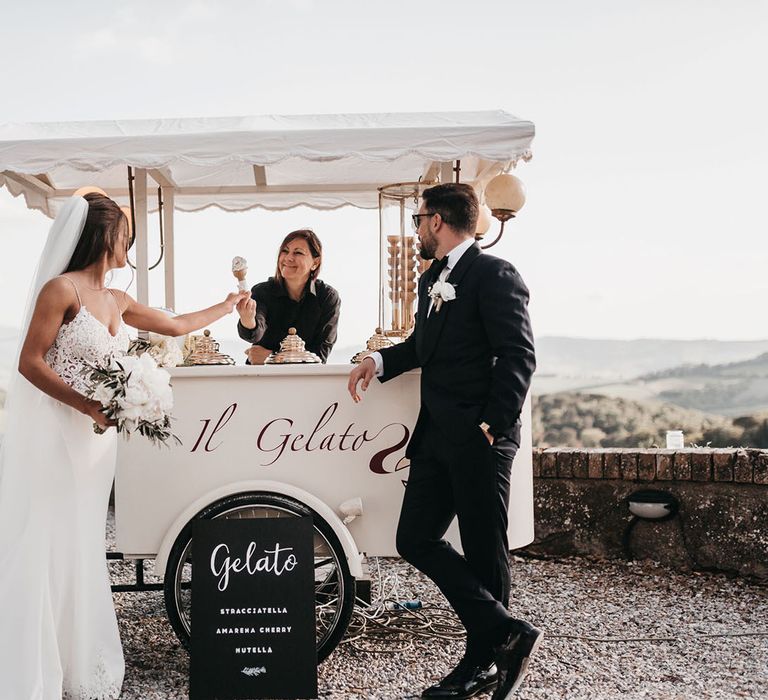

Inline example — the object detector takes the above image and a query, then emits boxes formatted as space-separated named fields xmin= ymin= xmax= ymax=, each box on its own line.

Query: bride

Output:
xmin=0 ymin=193 xmax=248 ymax=699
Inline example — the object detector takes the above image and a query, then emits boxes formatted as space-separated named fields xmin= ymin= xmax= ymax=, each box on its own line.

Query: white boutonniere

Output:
xmin=428 ymin=280 xmax=457 ymax=313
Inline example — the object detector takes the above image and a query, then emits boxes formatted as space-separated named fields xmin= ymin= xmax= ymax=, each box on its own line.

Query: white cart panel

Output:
xmin=115 ymin=365 xmax=533 ymax=559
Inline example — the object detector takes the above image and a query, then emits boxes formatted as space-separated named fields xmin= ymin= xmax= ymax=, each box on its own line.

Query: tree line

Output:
xmin=533 ymin=393 xmax=768 ymax=448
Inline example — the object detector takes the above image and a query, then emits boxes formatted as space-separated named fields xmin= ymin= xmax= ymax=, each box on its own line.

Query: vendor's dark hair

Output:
xmin=421 ymin=183 xmax=478 ymax=234
xmin=65 ymin=193 xmax=130 ymax=272
xmin=274 ymin=229 xmax=323 ymax=284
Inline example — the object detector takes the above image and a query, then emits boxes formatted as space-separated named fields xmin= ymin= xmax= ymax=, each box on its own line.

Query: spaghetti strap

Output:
xmin=106 ymin=288 xmax=123 ymax=315
xmin=57 ymin=275 xmax=82 ymax=310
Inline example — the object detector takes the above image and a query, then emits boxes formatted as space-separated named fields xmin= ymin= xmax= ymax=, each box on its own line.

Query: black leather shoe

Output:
xmin=491 ymin=620 xmax=543 ymax=700
xmin=421 ymin=658 xmax=498 ymax=698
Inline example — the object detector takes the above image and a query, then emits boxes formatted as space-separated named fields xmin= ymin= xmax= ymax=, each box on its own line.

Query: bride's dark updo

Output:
xmin=65 ymin=193 xmax=130 ymax=272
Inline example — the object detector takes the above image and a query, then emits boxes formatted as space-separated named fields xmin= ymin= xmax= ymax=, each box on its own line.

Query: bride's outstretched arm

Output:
xmin=117 ymin=290 xmax=249 ymax=335
xmin=18 ymin=278 xmax=114 ymax=427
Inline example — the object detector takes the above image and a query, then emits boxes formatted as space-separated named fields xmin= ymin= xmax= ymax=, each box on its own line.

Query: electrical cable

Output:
xmin=339 ymin=559 xmax=768 ymax=653
xmin=338 ymin=557 xmax=466 ymax=654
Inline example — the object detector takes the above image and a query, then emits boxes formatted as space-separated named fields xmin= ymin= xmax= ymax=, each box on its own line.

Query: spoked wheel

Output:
xmin=163 ymin=492 xmax=355 ymax=662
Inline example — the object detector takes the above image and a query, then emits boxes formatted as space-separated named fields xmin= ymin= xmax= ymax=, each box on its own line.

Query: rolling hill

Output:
xmin=552 ymin=352 xmax=768 ymax=417
xmin=534 ymin=336 xmax=768 ymax=385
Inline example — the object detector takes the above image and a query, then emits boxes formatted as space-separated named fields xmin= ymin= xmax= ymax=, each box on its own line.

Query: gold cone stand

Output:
xmin=265 ymin=328 xmax=321 ymax=364
xmin=183 ymin=330 xmax=235 ymax=365
xmin=351 ymin=327 xmax=395 ymax=364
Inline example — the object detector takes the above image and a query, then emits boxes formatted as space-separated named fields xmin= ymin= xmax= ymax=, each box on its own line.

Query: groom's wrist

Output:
xmin=367 ymin=351 xmax=384 ymax=377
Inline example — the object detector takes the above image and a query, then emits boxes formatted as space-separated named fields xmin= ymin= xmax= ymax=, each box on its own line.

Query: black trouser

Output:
xmin=395 ymin=415 xmax=518 ymax=663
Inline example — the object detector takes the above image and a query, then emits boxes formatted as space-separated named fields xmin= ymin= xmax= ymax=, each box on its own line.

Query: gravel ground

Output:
xmin=108 ymin=512 xmax=768 ymax=700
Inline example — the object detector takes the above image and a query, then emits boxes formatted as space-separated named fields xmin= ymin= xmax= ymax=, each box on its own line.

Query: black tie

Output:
xmin=430 ymin=256 xmax=449 ymax=280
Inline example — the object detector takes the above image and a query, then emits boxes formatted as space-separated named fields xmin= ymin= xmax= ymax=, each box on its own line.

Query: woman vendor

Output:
xmin=236 ymin=229 xmax=340 ymax=363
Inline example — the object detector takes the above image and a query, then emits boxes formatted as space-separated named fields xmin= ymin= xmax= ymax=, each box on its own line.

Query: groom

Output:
xmin=348 ymin=183 xmax=540 ymax=699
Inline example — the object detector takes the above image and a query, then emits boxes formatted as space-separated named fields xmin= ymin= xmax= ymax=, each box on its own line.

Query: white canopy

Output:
xmin=0 ymin=111 xmax=534 ymax=217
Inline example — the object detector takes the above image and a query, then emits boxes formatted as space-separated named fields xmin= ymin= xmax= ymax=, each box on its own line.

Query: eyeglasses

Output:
xmin=411 ymin=213 xmax=434 ymax=230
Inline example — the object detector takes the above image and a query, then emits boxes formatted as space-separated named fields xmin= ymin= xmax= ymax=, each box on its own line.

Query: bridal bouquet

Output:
xmin=129 ymin=332 xmax=185 ymax=368
xmin=83 ymin=352 xmax=180 ymax=447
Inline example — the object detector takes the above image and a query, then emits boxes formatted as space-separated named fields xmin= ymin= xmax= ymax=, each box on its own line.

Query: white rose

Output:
xmin=150 ymin=341 xmax=182 ymax=368
xmin=429 ymin=281 xmax=444 ymax=296
xmin=117 ymin=398 xmax=143 ymax=421
xmin=440 ymin=283 xmax=456 ymax=301
xmin=142 ymin=370 xmax=174 ymax=415
xmin=123 ymin=382 xmax=150 ymax=408
xmin=116 ymin=354 xmax=138 ymax=372
xmin=142 ymin=365 xmax=172 ymax=396
xmin=166 ymin=344 xmax=183 ymax=367
xmin=151 ymin=380 xmax=173 ymax=411
xmin=92 ymin=383 xmax=115 ymax=407
xmin=117 ymin=355 xmax=145 ymax=384
xmin=138 ymin=352 xmax=159 ymax=372
xmin=157 ymin=385 xmax=174 ymax=412
xmin=140 ymin=400 xmax=165 ymax=423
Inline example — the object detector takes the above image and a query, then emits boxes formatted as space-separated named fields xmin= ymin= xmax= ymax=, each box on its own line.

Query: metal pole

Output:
xmin=378 ymin=191 xmax=384 ymax=331
xmin=163 ymin=187 xmax=176 ymax=311
xmin=134 ymin=169 xmax=149 ymax=309
xmin=399 ymin=198 xmax=406 ymax=331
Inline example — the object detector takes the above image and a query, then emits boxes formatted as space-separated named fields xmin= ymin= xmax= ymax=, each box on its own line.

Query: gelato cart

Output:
xmin=0 ymin=111 xmax=536 ymax=660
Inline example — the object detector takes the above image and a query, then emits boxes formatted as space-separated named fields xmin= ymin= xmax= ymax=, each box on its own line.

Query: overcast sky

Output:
xmin=1 ymin=0 xmax=767 ymax=349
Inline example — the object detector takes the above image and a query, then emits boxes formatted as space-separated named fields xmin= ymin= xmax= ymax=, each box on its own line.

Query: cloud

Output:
xmin=136 ymin=35 xmax=176 ymax=65
xmin=74 ymin=1 xmax=219 ymax=67
xmin=262 ymin=0 xmax=316 ymax=12
xmin=80 ymin=27 xmax=119 ymax=51
xmin=75 ymin=26 xmax=176 ymax=66
xmin=179 ymin=0 xmax=219 ymax=23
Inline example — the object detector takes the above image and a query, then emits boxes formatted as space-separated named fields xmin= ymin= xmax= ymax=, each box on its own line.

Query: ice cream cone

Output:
xmin=232 ymin=256 xmax=248 ymax=291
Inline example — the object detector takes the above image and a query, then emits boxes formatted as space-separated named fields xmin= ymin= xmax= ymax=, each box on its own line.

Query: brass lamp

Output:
xmin=475 ymin=203 xmax=492 ymax=237
xmin=478 ymin=173 xmax=526 ymax=249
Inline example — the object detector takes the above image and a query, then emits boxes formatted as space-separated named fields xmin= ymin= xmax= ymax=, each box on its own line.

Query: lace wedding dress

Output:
xmin=0 ymin=283 xmax=130 ymax=699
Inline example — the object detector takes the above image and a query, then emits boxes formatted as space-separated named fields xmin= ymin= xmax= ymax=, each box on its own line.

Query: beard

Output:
xmin=417 ymin=232 xmax=437 ymax=260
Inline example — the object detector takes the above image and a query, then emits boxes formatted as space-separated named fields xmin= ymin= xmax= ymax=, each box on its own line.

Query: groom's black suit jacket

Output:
xmin=378 ymin=243 xmax=536 ymax=456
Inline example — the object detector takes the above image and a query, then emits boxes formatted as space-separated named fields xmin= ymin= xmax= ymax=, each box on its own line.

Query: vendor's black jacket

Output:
xmin=237 ymin=277 xmax=340 ymax=363
xmin=378 ymin=243 xmax=535 ymax=453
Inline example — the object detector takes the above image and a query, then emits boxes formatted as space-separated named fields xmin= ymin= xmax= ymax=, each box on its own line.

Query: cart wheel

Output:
xmin=163 ymin=492 xmax=355 ymax=662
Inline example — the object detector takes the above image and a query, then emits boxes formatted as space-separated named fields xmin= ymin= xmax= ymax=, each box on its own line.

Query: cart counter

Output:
xmin=115 ymin=364 xmax=533 ymax=559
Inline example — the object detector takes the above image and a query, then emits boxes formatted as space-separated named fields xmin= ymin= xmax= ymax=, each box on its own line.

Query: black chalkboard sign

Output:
xmin=190 ymin=516 xmax=318 ymax=699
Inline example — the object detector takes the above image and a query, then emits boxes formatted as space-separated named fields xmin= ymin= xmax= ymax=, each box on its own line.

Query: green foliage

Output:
xmin=702 ymin=416 xmax=768 ymax=448
xmin=81 ymin=358 xmax=180 ymax=448
xmin=533 ymin=393 xmax=768 ymax=448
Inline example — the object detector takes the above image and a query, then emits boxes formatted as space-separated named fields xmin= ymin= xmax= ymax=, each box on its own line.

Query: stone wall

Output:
xmin=524 ymin=448 xmax=768 ymax=581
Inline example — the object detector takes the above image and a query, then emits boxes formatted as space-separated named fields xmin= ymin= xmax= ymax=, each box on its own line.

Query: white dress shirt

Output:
xmin=369 ymin=237 xmax=476 ymax=377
